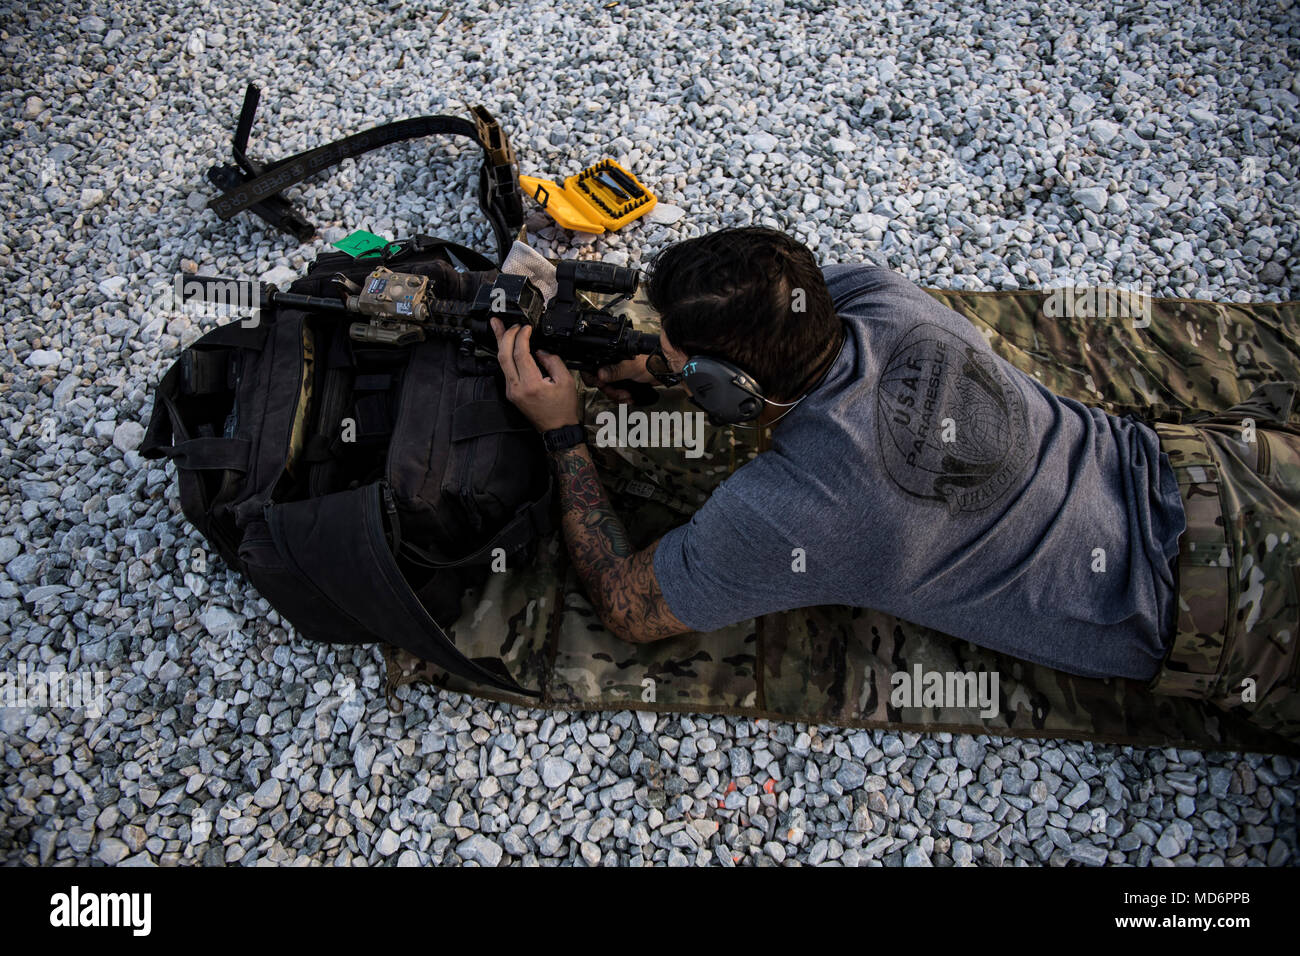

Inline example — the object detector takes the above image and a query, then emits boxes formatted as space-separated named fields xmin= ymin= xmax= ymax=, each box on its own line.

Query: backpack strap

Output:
xmin=139 ymin=369 xmax=250 ymax=470
xmin=140 ymin=321 xmax=270 ymax=465
xmin=206 ymin=84 xmax=524 ymax=264
xmin=146 ymin=436 xmax=252 ymax=472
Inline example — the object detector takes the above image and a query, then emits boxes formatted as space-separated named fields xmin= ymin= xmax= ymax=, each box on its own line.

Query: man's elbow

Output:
xmin=603 ymin=611 xmax=661 ymax=645
xmin=599 ymin=601 xmax=687 ymax=645
xmin=593 ymin=548 xmax=689 ymax=644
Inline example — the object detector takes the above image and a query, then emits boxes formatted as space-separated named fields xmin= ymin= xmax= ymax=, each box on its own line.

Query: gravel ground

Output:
xmin=2 ymin=0 xmax=1298 ymax=866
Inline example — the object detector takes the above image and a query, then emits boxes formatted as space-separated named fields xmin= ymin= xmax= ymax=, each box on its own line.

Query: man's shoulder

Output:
xmin=820 ymin=261 xmax=919 ymax=301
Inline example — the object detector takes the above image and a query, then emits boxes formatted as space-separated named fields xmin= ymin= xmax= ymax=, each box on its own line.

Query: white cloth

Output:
xmin=499 ymin=240 xmax=558 ymax=304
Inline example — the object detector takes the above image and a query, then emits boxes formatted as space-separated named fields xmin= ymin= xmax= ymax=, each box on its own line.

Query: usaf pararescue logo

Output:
xmin=876 ymin=323 xmax=1030 ymax=513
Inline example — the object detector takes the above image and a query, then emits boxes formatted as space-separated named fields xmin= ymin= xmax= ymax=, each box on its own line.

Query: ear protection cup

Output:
xmin=681 ymin=356 xmax=767 ymax=425
xmin=676 ymin=322 xmax=848 ymax=429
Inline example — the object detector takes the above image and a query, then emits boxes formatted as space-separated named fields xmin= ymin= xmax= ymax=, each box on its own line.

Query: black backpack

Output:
xmin=142 ymin=87 xmax=551 ymax=696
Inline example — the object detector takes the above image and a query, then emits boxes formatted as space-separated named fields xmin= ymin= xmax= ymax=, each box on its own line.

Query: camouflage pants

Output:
xmin=1150 ymin=384 xmax=1300 ymax=746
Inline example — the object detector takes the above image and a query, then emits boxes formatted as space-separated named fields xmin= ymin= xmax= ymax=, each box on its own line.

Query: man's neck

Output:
xmin=773 ymin=325 xmax=846 ymax=404
xmin=758 ymin=324 xmax=848 ymax=429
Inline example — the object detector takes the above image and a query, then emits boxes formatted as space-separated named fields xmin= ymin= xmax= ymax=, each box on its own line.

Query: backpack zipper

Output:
xmin=380 ymin=479 xmax=403 ymax=555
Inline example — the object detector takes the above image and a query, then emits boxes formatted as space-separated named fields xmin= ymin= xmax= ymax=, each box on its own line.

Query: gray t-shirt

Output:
xmin=653 ymin=263 xmax=1186 ymax=680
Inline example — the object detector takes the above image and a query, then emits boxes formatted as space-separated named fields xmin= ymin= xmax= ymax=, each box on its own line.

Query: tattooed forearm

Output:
xmin=553 ymin=445 xmax=612 ymax=512
xmin=550 ymin=444 xmax=687 ymax=643
xmin=582 ymin=508 xmax=633 ymax=560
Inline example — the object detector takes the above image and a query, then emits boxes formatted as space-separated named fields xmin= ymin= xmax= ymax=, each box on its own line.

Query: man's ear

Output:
xmin=658 ymin=331 xmax=689 ymax=367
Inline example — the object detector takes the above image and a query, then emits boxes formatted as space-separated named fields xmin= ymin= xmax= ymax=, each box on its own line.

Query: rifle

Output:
xmin=189 ymin=259 xmax=662 ymax=404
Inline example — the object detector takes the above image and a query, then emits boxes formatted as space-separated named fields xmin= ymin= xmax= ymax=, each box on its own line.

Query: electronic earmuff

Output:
xmin=678 ymin=322 xmax=849 ymax=427
xmin=679 ymin=356 xmax=769 ymax=425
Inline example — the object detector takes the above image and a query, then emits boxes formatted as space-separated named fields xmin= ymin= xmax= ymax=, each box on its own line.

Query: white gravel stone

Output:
xmin=540 ymin=756 xmax=574 ymax=789
xmin=1073 ymin=187 xmax=1109 ymax=213
xmin=262 ymin=265 xmax=299 ymax=287
xmin=458 ymin=835 xmax=503 ymax=867
xmin=98 ymin=276 xmax=126 ymax=297
xmin=253 ymin=778 xmax=282 ymax=809
xmin=200 ymin=606 xmax=238 ymax=636
xmin=646 ymin=203 xmax=685 ymax=225
xmin=375 ymin=829 xmax=400 ymax=856
xmin=112 ymin=421 xmax=144 ymax=453
xmin=1088 ymin=120 xmax=1120 ymax=146
xmin=25 ymin=350 xmax=61 ymax=368
xmin=97 ymin=838 xmax=130 ymax=865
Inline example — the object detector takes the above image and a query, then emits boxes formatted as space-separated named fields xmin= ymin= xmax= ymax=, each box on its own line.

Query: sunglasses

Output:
xmin=645 ymin=347 xmax=686 ymax=387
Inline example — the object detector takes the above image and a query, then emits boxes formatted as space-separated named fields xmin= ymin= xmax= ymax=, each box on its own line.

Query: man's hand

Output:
xmin=491 ymin=318 xmax=581 ymax=432
xmin=580 ymin=356 xmax=657 ymax=404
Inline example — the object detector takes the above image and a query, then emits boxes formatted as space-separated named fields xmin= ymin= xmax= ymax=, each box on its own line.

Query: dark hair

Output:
xmin=645 ymin=227 xmax=839 ymax=400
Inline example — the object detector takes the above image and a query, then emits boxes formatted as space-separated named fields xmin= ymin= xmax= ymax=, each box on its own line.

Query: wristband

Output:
xmin=542 ymin=423 xmax=586 ymax=454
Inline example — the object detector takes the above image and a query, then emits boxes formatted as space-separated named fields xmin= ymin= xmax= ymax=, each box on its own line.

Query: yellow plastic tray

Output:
xmin=519 ymin=159 xmax=657 ymax=234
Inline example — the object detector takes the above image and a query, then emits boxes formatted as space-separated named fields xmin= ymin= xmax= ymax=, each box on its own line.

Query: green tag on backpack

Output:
xmin=332 ymin=230 xmax=391 ymax=259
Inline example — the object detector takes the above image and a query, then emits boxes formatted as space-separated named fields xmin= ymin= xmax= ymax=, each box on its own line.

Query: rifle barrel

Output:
xmin=268 ymin=290 xmax=350 ymax=313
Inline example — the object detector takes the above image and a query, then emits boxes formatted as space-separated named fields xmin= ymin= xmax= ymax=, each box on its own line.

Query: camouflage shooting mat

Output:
xmin=385 ymin=283 xmax=1300 ymax=756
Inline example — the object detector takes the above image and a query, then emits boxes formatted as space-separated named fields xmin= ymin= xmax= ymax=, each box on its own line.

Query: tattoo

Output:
xmin=550 ymin=444 xmax=687 ymax=643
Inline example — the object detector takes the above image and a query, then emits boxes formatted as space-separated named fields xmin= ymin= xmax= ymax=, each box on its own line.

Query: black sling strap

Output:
xmin=206 ymin=84 xmax=525 ymax=264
